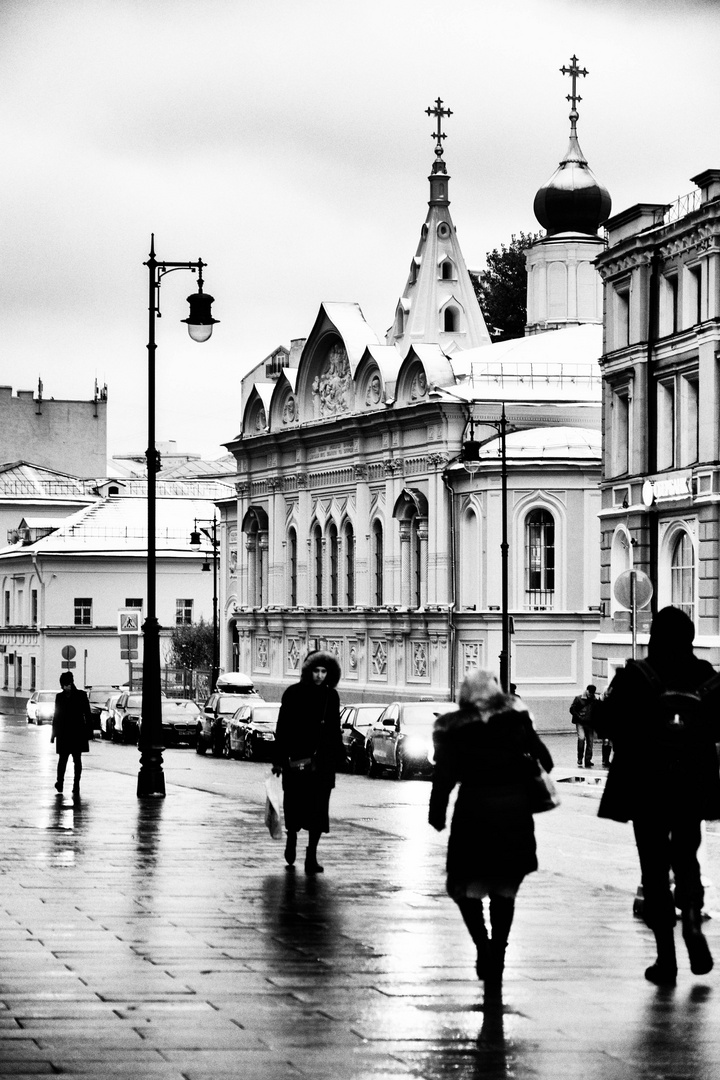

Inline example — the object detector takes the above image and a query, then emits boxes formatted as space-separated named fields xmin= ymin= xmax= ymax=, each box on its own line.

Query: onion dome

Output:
xmin=534 ymin=55 xmax=611 ymax=236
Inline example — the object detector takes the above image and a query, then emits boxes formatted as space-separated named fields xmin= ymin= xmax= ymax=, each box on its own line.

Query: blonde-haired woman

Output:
xmin=429 ymin=670 xmax=553 ymax=996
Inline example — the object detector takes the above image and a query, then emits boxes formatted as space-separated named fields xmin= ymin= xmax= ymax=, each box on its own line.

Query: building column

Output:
xmin=399 ymin=522 xmax=411 ymax=608
xmin=418 ymin=519 xmax=429 ymax=608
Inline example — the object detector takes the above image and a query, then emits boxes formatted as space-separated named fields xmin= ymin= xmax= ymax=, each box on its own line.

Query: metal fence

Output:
xmin=129 ymin=665 xmax=211 ymax=701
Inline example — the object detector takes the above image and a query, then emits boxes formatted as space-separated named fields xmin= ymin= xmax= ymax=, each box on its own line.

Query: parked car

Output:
xmin=225 ymin=703 xmax=281 ymax=760
xmin=159 ymin=699 xmax=202 ymax=747
xmin=86 ymin=684 xmax=121 ymax=730
xmin=339 ymin=703 xmax=386 ymax=772
xmin=26 ymin=690 xmax=57 ymax=726
xmin=366 ymin=701 xmax=444 ymax=779
xmin=99 ymin=691 xmax=123 ymax=739
xmin=196 ymin=689 xmax=262 ymax=757
xmin=109 ymin=691 xmax=144 ymax=744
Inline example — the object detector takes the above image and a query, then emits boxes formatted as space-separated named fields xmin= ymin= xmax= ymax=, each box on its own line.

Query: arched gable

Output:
xmin=241 ymin=506 xmax=269 ymax=533
xmin=268 ymin=369 xmax=299 ymax=430
xmin=355 ymin=345 xmax=402 ymax=409
xmin=396 ymin=344 xmax=455 ymax=405
xmin=295 ymin=303 xmax=379 ymax=422
xmin=242 ymin=386 xmax=273 ymax=437
xmin=393 ymin=487 xmax=428 ymax=521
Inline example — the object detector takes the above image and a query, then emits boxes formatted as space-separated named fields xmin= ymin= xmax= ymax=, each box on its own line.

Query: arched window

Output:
xmin=372 ymin=521 xmax=384 ymax=605
xmin=440 ymin=259 xmax=454 ymax=280
xmin=328 ymin=523 xmax=339 ymax=607
xmin=671 ymin=531 xmax=695 ymax=620
xmin=461 ymin=509 xmax=480 ymax=609
xmin=344 ymin=522 xmax=355 ymax=606
xmin=313 ymin=524 xmax=323 ymax=606
xmin=525 ymin=509 xmax=555 ymax=609
xmin=443 ymin=306 xmax=458 ymax=332
xmin=288 ymin=528 xmax=297 ymax=607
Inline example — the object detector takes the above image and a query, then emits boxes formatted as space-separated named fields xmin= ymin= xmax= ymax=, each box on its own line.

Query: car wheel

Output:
xmin=110 ymin=721 xmax=119 ymax=743
xmin=195 ymin=731 xmax=207 ymax=755
xmin=243 ymin=739 xmax=254 ymax=761
xmin=211 ymin=734 xmax=223 ymax=757
xmin=367 ymin=747 xmax=381 ymax=778
xmin=223 ymin=734 xmax=233 ymax=759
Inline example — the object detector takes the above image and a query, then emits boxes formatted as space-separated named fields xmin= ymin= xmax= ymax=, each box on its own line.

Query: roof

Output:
xmin=477 ymin=425 xmax=601 ymax=460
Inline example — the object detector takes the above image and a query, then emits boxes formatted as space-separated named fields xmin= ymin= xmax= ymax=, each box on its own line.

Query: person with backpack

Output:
xmin=569 ymin=684 xmax=598 ymax=767
xmin=594 ymin=606 xmax=720 ymax=986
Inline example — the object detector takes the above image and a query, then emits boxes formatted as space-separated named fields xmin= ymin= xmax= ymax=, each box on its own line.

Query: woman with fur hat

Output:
xmin=272 ymin=650 xmax=344 ymax=874
xmin=429 ymin=670 xmax=553 ymax=997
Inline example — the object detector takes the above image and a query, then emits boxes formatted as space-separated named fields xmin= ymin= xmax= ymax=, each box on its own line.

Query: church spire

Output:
xmin=533 ymin=54 xmax=611 ymax=236
xmin=386 ymin=101 xmax=490 ymax=355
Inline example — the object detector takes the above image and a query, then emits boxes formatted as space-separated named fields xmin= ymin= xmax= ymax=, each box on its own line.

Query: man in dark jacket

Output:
xmin=52 ymin=672 xmax=92 ymax=798
xmin=594 ymin=606 xmax=720 ymax=986
xmin=569 ymin=684 xmax=597 ymax=767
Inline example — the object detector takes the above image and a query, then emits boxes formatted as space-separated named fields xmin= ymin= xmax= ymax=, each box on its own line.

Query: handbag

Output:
xmin=264 ymin=771 xmax=284 ymax=840
xmin=524 ymin=755 xmax=560 ymax=813
xmin=288 ymin=756 xmax=314 ymax=771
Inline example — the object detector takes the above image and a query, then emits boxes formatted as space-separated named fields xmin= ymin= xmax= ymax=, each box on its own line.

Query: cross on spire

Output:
xmin=426 ymin=98 xmax=452 ymax=171
xmin=560 ymin=54 xmax=588 ymax=116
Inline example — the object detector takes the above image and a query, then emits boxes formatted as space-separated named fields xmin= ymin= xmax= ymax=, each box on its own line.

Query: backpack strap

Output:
xmin=627 ymin=658 xmax=666 ymax=695
xmin=699 ymin=670 xmax=720 ymax=700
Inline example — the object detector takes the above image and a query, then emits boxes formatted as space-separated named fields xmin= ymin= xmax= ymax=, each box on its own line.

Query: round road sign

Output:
xmin=613 ymin=569 xmax=653 ymax=611
xmin=61 ymin=645 xmax=77 ymax=661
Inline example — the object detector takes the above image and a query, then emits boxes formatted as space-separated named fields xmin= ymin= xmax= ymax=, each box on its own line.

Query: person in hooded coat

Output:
xmin=51 ymin=671 xmax=92 ymax=797
xmin=429 ymin=670 xmax=553 ymax=996
xmin=594 ymin=605 xmax=720 ymax=986
xmin=272 ymin=650 xmax=344 ymax=874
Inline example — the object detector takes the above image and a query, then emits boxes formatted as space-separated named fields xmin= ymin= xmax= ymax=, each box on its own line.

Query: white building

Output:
xmin=218 ymin=80 xmax=611 ymax=730
xmin=0 ymin=474 xmax=232 ymax=694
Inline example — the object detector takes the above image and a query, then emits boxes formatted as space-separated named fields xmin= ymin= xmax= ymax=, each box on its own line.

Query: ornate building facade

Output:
xmin=220 ymin=73 xmax=612 ymax=729
xmin=592 ymin=169 xmax=720 ymax=680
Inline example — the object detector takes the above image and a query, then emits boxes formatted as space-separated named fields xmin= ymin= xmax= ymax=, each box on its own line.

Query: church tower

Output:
xmin=386 ymin=99 xmax=491 ymax=356
xmin=526 ymin=56 xmax=611 ymax=335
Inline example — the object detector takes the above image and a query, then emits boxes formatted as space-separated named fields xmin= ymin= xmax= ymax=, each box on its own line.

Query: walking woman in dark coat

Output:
xmin=51 ymin=672 xmax=92 ymax=797
xmin=272 ymin=650 xmax=344 ymax=874
xmin=594 ymin=606 xmax=720 ymax=986
xmin=429 ymin=670 xmax=553 ymax=996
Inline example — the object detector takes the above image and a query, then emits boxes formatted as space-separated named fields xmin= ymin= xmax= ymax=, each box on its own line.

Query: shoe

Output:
xmin=585 ymin=763 xmax=594 ymax=768
xmin=682 ymin=907 xmax=714 ymax=976
xmin=304 ymin=857 xmax=324 ymax=874
xmin=54 ymin=782 xmax=63 ymax=793
xmin=577 ymin=762 xmax=583 ymax=768
xmin=645 ymin=962 xmax=677 ymax=986
xmin=72 ymin=787 xmax=80 ymax=799
xmin=284 ymin=833 xmax=297 ymax=866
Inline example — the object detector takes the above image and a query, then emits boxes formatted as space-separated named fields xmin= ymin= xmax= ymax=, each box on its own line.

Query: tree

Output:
xmin=471 ymin=231 xmax=543 ymax=341
xmin=165 ymin=618 xmax=214 ymax=670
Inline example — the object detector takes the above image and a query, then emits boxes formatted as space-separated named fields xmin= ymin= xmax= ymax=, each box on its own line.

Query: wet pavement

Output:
xmin=0 ymin=716 xmax=719 ymax=1079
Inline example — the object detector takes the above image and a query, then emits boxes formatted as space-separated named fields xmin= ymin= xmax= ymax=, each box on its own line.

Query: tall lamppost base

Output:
xmin=137 ymin=748 xmax=166 ymax=798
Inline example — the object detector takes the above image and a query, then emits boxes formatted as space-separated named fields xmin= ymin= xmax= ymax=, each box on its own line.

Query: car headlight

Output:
xmin=402 ymin=736 xmax=431 ymax=759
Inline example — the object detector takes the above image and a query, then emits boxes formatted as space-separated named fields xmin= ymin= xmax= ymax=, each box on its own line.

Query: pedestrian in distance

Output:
xmin=570 ymin=683 xmax=598 ymax=767
xmin=594 ymin=606 xmax=720 ymax=986
xmin=272 ymin=650 xmax=344 ymax=874
xmin=429 ymin=669 xmax=554 ymax=998
xmin=51 ymin=672 xmax=93 ymax=798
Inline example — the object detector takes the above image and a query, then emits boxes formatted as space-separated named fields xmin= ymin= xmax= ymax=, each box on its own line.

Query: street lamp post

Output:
xmin=137 ymin=235 xmax=218 ymax=799
xmin=190 ymin=516 xmax=220 ymax=694
xmin=461 ymin=404 xmax=511 ymax=693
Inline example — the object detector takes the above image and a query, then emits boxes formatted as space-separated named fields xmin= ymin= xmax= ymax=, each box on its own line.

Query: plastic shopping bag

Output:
xmin=264 ymin=771 xmax=284 ymax=840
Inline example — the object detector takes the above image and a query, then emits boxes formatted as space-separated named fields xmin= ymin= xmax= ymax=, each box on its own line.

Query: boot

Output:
xmin=305 ymin=831 xmax=324 ymax=874
xmin=485 ymin=895 xmax=515 ymax=998
xmin=456 ymin=898 xmax=489 ymax=979
xmin=681 ymin=905 xmax=713 ymax=976
xmin=284 ymin=830 xmax=297 ymax=867
xmin=645 ymin=925 xmax=678 ymax=986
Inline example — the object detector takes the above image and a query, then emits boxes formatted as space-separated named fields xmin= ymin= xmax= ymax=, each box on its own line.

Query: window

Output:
xmin=525 ymin=509 xmax=555 ymax=609
xmin=615 ymin=284 xmax=630 ymax=348
xmin=671 ymin=532 xmax=695 ymax=620
xmin=443 ymin=306 xmax=458 ymax=332
xmin=74 ymin=597 xmax=92 ymax=626
xmin=328 ymin=523 xmax=339 ymax=606
xmin=612 ymin=387 xmax=630 ymax=476
xmin=656 ymin=379 xmax=675 ymax=470
xmin=4 ymin=591 xmax=9 ymax=625
xmin=31 ymin=589 xmax=38 ymax=627
xmin=313 ymin=524 xmax=323 ymax=606
xmin=440 ymin=259 xmax=454 ymax=280
xmin=125 ymin=598 xmax=143 ymax=608
xmin=372 ymin=521 xmax=384 ymax=605
xmin=680 ymin=374 xmax=699 ymax=466
xmin=16 ymin=656 xmax=22 ymax=691
xmin=660 ymin=273 xmax=678 ymax=336
xmin=288 ymin=528 xmax=297 ymax=607
xmin=17 ymin=590 xmax=24 ymax=626
xmin=30 ymin=656 xmax=36 ymax=691
xmin=344 ymin=523 xmax=355 ymax=606
xmin=686 ymin=265 xmax=702 ymax=326
xmin=175 ymin=599 xmax=193 ymax=626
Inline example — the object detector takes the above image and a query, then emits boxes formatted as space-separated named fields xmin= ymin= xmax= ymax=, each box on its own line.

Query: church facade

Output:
xmin=220 ymin=71 xmax=612 ymax=730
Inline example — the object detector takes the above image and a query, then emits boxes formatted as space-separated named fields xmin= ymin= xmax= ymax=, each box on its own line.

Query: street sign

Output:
xmin=120 ymin=635 xmax=138 ymax=660
xmin=118 ymin=609 xmax=141 ymax=634
xmin=613 ymin=569 xmax=653 ymax=610
xmin=61 ymin=645 xmax=77 ymax=660
xmin=61 ymin=661 xmax=77 ymax=670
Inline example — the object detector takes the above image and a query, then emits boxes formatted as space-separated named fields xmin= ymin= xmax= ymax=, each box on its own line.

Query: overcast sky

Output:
xmin=1 ymin=0 xmax=719 ymax=462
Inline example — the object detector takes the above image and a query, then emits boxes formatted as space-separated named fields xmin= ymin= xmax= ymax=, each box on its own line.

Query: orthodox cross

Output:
xmin=426 ymin=97 xmax=452 ymax=161
xmin=560 ymin=54 xmax=588 ymax=114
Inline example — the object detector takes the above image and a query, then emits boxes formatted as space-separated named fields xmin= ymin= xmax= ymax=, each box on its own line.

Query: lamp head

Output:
xmin=202 ymin=560 xmax=211 ymax=572
xmin=183 ymin=290 xmax=218 ymax=342
xmin=462 ymin=439 xmax=481 ymax=475
xmin=190 ymin=529 xmax=202 ymax=546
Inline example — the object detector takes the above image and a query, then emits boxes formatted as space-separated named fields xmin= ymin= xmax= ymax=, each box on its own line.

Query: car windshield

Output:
xmin=163 ymin=700 xmax=200 ymax=716
xmin=217 ymin=696 xmax=244 ymax=714
xmin=38 ymin=692 xmax=56 ymax=703
xmin=127 ymin=695 xmax=143 ymax=709
xmin=89 ymin=689 xmax=114 ymax=704
xmin=249 ymin=707 xmax=280 ymax=727
xmin=402 ymin=706 xmax=438 ymax=727
xmin=355 ymin=706 xmax=385 ymax=728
